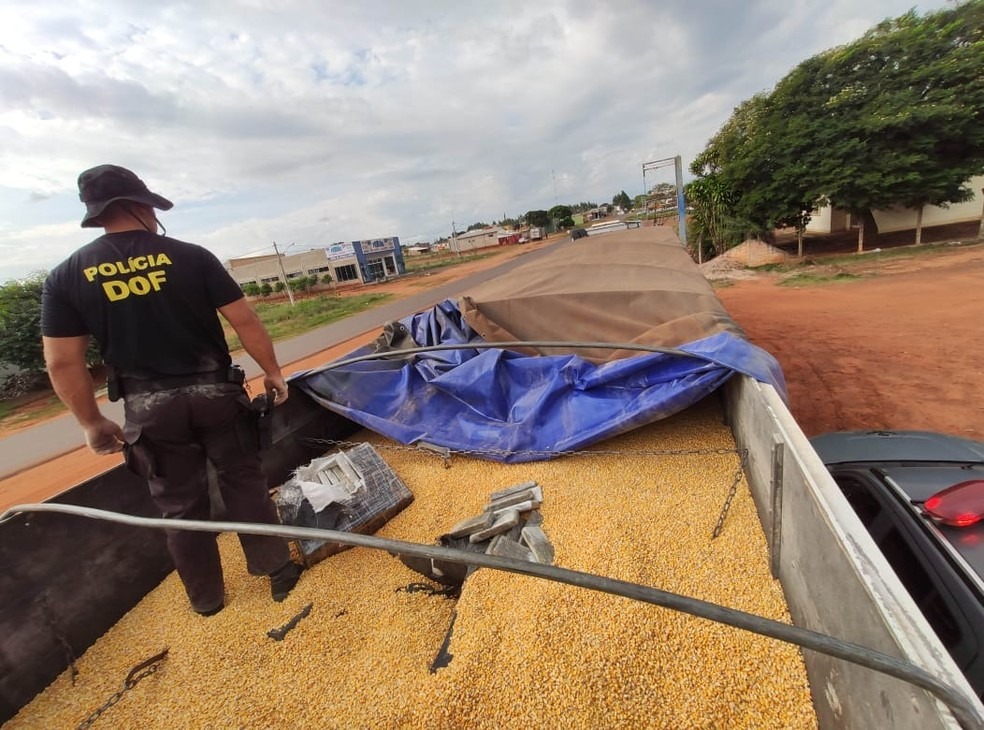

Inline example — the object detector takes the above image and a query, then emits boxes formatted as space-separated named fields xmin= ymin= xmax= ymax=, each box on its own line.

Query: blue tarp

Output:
xmin=292 ymin=299 xmax=786 ymax=463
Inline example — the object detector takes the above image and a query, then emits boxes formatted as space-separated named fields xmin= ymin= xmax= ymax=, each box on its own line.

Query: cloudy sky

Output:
xmin=0 ymin=0 xmax=946 ymax=282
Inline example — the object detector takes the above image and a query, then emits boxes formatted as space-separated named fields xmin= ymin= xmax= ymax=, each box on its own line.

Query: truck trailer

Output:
xmin=1 ymin=228 xmax=981 ymax=729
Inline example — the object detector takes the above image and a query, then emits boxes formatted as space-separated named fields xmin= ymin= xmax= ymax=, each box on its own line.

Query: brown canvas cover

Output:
xmin=459 ymin=226 xmax=745 ymax=363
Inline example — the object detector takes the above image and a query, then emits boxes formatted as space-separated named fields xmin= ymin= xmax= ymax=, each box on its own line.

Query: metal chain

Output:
xmin=307 ymin=437 xmax=741 ymax=460
xmin=76 ymin=649 xmax=168 ymax=730
xmin=310 ymin=437 xmax=748 ymax=538
xmin=711 ymin=449 xmax=749 ymax=540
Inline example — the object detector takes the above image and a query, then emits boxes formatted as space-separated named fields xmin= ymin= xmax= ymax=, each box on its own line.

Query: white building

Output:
xmin=225 ymin=237 xmax=406 ymax=289
xmin=451 ymin=227 xmax=501 ymax=253
xmin=807 ymin=175 xmax=984 ymax=234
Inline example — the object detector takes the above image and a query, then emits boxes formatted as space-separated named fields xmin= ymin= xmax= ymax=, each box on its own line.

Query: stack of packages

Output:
xmin=400 ymin=481 xmax=553 ymax=588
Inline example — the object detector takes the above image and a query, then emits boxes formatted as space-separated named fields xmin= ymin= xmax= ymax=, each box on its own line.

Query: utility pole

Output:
xmin=272 ymin=241 xmax=295 ymax=306
xmin=674 ymin=155 xmax=687 ymax=247
xmin=451 ymin=218 xmax=460 ymax=259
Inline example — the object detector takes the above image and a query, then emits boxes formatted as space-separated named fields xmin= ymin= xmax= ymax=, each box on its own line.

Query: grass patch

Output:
xmin=750 ymin=262 xmax=786 ymax=272
xmin=404 ymin=252 xmax=497 ymax=275
xmin=747 ymin=240 xmax=978 ymax=277
xmin=0 ymin=394 xmax=64 ymax=429
xmin=0 ymin=293 xmax=395 ymax=427
xmin=778 ymin=271 xmax=864 ymax=287
xmin=224 ymin=292 xmax=393 ymax=350
xmin=816 ymin=240 xmax=974 ymax=268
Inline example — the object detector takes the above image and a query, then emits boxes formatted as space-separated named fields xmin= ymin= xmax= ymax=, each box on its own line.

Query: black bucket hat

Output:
xmin=78 ymin=164 xmax=173 ymax=228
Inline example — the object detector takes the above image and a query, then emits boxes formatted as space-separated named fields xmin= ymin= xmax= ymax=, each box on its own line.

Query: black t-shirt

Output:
xmin=41 ymin=231 xmax=245 ymax=377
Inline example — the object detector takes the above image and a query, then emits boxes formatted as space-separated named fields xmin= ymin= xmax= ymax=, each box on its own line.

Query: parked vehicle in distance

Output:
xmin=811 ymin=430 xmax=984 ymax=700
xmin=570 ymin=227 xmax=587 ymax=240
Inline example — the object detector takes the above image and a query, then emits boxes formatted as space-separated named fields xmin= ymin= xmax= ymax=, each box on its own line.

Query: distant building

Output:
xmin=451 ymin=227 xmax=498 ymax=253
xmin=585 ymin=204 xmax=613 ymax=221
xmin=807 ymin=175 xmax=984 ymax=235
xmin=226 ymin=236 xmax=405 ymax=289
xmin=450 ymin=227 xmax=522 ymax=253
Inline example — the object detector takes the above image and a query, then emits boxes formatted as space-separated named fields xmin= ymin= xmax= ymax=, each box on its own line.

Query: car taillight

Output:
xmin=924 ymin=480 xmax=984 ymax=527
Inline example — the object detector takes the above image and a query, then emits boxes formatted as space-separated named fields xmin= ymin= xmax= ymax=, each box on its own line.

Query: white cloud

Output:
xmin=0 ymin=0 xmax=950 ymax=281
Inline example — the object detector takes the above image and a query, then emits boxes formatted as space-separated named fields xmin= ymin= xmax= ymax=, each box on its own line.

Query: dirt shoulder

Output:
xmin=716 ymin=241 xmax=984 ymax=441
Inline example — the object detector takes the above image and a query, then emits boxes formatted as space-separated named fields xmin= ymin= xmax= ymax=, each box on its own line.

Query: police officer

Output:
xmin=41 ymin=164 xmax=301 ymax=617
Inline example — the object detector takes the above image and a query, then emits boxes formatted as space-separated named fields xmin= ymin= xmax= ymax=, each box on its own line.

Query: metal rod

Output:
xmin=3 ymin=502 xmax=981 ymax=729
xmin=298 ymin=339 xmax=704 ymax=378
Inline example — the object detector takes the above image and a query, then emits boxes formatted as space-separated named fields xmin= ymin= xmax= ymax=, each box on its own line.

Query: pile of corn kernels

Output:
xmin=8 ymin=398 xmax=817 ymax=729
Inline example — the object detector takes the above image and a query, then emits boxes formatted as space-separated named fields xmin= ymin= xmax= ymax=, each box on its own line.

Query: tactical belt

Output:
xmin=117 ymin=367 xmax=244 ymax=397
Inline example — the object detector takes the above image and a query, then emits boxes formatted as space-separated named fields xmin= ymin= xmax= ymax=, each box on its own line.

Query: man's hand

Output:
xmin=84 ymin=417 xmax=125 ymax=455
xmin=219 ymin=299 xmax=288 ymax=406
xmin=264 ymin=373 xmax=289 ymax=406
xmin=44 ymin=335 xmax=123 ymax=452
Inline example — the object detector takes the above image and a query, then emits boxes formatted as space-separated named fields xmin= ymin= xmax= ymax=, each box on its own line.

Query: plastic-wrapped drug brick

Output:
xmin=275 ymin=443 xmax=414 ymax=566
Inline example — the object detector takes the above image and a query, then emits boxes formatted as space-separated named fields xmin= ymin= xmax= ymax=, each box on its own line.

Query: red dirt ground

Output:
xmin=2 ymin=234 xmax=982 ymax=510
xmin=717 ymin=242 xmax=984 ymax=441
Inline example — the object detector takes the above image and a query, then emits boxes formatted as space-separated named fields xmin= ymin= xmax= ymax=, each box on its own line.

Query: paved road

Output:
xmin=0 ymin=241 xmax=563 ymax=478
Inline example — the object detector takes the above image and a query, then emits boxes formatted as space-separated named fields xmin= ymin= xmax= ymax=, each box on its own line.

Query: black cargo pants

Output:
xmin=122 ymin=383 xmax=290 ymax=613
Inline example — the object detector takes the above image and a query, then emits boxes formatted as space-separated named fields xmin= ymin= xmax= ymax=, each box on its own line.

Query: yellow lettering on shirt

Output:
xmin=85 ymin=253 xmax=174 ymax=301
xmin=100 ymin=272 xmax=169 ymax=301
xmin=148 ymin=270 xmax=167 ymax=290
xmin=103 ymin=280 xmax=130 ymax=301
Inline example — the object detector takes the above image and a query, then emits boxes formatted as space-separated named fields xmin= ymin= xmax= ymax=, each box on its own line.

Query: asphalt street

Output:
xmin=0 ymin=241 xmax=563 ymax=478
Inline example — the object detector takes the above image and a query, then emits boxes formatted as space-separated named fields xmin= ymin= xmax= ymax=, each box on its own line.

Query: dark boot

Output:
xmin=270 ymin=561 xmax=303 ymax=602
xmin=195 ymin=602 xmax=225 ymax=617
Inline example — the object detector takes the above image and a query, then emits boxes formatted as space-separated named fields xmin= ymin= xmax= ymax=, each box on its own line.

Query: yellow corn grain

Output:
xmin=7 ymin=396 xmax=816 ymax=729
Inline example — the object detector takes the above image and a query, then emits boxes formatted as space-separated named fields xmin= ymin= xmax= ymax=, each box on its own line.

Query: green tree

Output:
xmin=0 ymin=273 xmax=101 ymax=373
xmin=241 ymin=282 xmax=261 ymax=297
xmin=691 ymin=1 xmax=984 ymax=253
xmin=548 ymin=205 xmax=572 ymax=222
xmin=690 ymin=94 xmax=790 ymax=247
xmin=320 ymin=273 xmax=333 ymax=285
xmin=523 ymin=210 xmax=551 ymax=228
xmin=612 ymin=191 xmax=632 ymax=210
xmin=570 ymin=202 xmax=598 ymax=213
xmin=0 ymin=274 xmax=46 ymax=371
xmin=684 ymin=175 xmax=757 ymax=258
xmin=466 ymin=221 xmax=489 ymax=232
xmin=260 ymin=282 xmax=273 ymax=297
xmin=274 ymin=281 xmax=286 ymax=293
